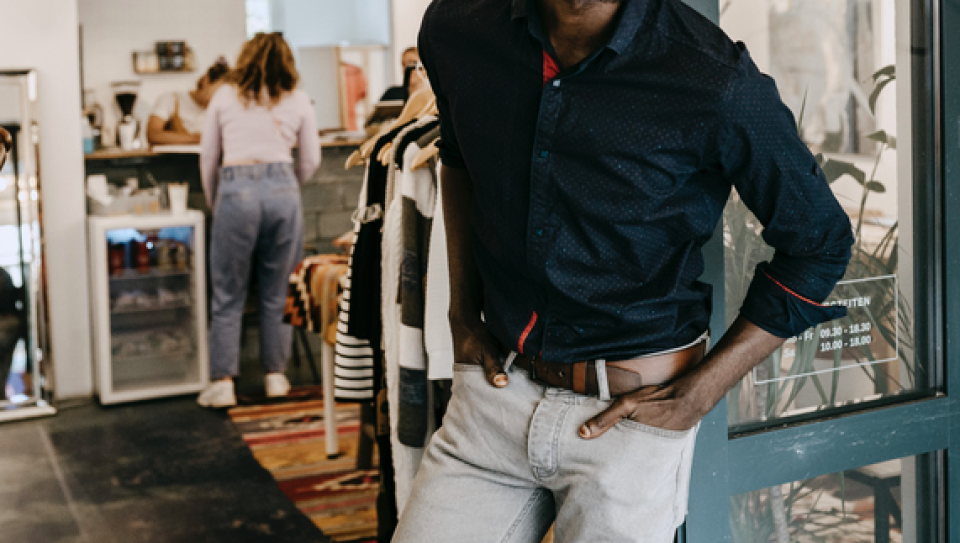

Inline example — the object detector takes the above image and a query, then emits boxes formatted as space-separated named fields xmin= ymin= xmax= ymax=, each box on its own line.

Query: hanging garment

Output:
xmin=396 ymin=124 xmax=441 ymax=448
xmin=380 ymin=118 xmax=441 ymax=513
xmin=335 ymin=122 xmax=414 ymax=401
xmin=283 ymin=254 xmax=349 ymax=345
xmin=423 ymin=159 xmax=455 ymax=382
xmin=334 ymin=178 xmax=378 ymax=401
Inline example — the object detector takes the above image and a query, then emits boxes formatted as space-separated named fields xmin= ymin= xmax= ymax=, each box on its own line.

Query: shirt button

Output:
xmin=553 ymin=80 xmax=561 ymax=87
xmin=539 ymin=150 xmax=549 ymax=158
xmin=536 ymin=228 xmax=543 ymax=236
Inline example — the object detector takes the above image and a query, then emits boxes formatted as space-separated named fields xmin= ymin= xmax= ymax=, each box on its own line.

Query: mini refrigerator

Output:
xmin=88 ymin=211 xmax=208 ymax=404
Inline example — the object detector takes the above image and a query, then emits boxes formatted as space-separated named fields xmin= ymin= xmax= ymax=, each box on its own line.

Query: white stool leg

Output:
xmin=321 ymin=341 xmax=338 ymax=458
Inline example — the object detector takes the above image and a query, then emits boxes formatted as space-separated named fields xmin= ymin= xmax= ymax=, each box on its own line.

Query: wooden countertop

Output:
xmin=86 ymin=148 xmax=164 ymax=159
xmin=86 ymin=139 xmax=364 ymax=161
xmin=320 ymin=138 xmax=367 ymax=148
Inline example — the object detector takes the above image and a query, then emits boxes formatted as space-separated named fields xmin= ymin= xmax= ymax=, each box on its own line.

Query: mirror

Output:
xmin=0 ymin=69 xmax=55 ymax=422
xmin=298 ymin=45 xmax=389 ymax=133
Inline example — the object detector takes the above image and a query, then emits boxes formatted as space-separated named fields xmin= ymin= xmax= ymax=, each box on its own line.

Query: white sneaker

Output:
xmin=197 ymin=380 xmax=236 ymax=408
xmin=265 ymin=373 xmax=291 ymax=398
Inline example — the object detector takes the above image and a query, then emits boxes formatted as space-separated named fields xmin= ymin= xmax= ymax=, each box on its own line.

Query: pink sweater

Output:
xmin=201 ymin=85 xmax=320 ymax=203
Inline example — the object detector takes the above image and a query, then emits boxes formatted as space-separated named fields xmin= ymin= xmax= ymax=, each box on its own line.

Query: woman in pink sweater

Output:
xmin=198 ymin=33 xmax=320 ymax=408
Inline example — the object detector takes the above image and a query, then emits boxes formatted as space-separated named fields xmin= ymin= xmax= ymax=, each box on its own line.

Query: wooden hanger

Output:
xmin=411 ymin=138 xmax=440 ymax=171
xmin=345 ymin=124 xmax=394 ymax=169
xmin=344 ymin=148 xmax=366 ymax=169
xmin=344 ymin=88 xmax=437 ymax=170
xmin=376 ymin=93 xmax=439 ymax=166
xmin=376 ymin=141 xmax=394 ymax=165
xmin=392 ymin=88 xmax=436 ymax=129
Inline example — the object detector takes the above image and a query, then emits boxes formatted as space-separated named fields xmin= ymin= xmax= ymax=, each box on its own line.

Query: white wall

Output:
xmin=273 ymin=0 xmax=390 ymax=49
xmin=0 ymin=0 xmax=91 ymax=398
xmin=78 ymin=0 xmax=247 ymax=141
xmin=390 ymin=0 xmax=431 ymax=84
xmin=356 ymin=0 xmax=393 ymax=46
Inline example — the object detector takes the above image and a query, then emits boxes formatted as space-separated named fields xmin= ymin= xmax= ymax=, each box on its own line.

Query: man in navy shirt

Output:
xmin=393 ymin=0 xmax=853 ymax=540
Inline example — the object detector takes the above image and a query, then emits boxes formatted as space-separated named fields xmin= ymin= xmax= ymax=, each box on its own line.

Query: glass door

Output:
xmin=105 ymin=226 xmax=201 ymax=392
xmin=681 ymin=0 xmax=952 ymax=539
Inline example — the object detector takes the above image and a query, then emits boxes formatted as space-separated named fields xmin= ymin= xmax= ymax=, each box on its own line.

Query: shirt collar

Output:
xmin=512 ymin=0 xmax=649 ymax=56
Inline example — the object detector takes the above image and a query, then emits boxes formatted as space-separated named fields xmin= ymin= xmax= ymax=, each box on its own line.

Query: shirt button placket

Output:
xmin=527 ymin=83 xmax=563 ymax=273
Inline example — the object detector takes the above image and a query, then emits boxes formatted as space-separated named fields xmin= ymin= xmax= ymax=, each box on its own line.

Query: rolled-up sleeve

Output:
xmin=418 ymin=12 xmax=465 ymax=169
xmin=719 ymin=51 xmax=854 ymax=338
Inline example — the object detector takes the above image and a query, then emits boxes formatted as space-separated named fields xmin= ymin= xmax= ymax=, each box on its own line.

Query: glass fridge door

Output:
xmin=105 ymin=225 xmax=199 ymax=392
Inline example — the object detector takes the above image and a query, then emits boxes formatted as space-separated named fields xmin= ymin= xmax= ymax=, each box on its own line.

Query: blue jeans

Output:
xmin=208 ymin=163 xmax=303 ymax=380
xmin=392 ymin=362 xmax=698 ymax=543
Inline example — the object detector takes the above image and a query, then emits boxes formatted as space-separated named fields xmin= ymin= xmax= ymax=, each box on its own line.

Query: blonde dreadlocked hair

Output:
xmin=225 ymin=32 xmax=299 ymax=107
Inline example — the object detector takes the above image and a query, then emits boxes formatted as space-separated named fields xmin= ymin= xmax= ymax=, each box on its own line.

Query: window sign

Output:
xmin=752 ymin=275 xmax=900 ymax=422
xmin=721 ymin=0 xmax=926 ymax=429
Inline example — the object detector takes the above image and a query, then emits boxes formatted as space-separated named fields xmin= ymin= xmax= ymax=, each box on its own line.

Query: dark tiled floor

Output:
xmin=0 ymin=329 xmax=330 ymax=543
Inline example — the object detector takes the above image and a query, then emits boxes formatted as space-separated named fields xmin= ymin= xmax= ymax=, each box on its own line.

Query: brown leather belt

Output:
xmin=510 ymin=341 xmax=706 ymax=397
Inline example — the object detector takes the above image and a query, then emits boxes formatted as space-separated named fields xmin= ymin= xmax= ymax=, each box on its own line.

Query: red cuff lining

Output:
xmin=518 ymin=311 xmax=538 ymax=354
xmin=762 ymin=270 xmax=827 ymax=307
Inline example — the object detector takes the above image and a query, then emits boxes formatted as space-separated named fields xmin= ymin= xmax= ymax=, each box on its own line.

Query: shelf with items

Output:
xmin=110 ymin=326 xmax=196 ymax=360
xmin=109 ymin=268 xmax=192 ymax=282
xmin=111 ymin=302 xmax=193 ymax=315
xmin=132 ymin=42 xmax=196 ymax=75
xmin=110 ymin=285 xmax=193 ymax=314
xmin=112 ymin=352 xmax=200 ymax=393
xmin=108 ymin=234 xmax=193 ymax=278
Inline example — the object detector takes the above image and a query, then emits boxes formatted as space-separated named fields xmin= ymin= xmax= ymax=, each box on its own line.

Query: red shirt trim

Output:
xmin=762 ymin=271 xmax=827 ymax=307
xmin=518 ymin=311 xmax=539 ymax=353
xmin=543 ymin=52 xmax=559 ymax=86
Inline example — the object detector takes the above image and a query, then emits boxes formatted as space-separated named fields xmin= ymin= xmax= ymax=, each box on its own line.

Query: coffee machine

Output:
xmin=111 ymin=80 xmax=142 ymax=150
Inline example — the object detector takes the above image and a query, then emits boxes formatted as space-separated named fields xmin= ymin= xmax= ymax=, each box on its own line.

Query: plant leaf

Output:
xmin=798 ymin=88 xmax=809 ymax=137
xmin=866 ymin=181 xmax=886 ymax=193
xmin=867 ymin=130 xmax=897 ymax=149
xmin=868 ymin=77 xmax=895 ymax=115
xmin=821 ymin=158 xmax=867 ymax=185
xmin=872 ymin=64 xmax=896 ymax=82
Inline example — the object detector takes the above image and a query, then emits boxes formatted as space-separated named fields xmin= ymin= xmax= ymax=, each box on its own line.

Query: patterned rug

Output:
xmin=229 ymin=389 xmax=379 ymax=543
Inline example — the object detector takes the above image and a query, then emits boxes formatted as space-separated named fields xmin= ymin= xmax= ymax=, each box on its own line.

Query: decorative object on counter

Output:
xmin=132 ymin=41 xmax=195 ymax=74
xmin=82 ymin=88 xmax=104 ymax=149
xmin=81 ymin=115 xmax=95 ymax=154
xmin=167 ymin=182 xmax=188 ymax=215
xmin=86 ymin=174 xmax=164 ymax=216
xmin=111 ymin=80 xmax=142 ymax=150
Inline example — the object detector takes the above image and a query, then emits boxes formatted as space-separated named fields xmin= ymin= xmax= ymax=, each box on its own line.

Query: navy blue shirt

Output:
xmin=418 ymin=0 xmax=853 ymax=363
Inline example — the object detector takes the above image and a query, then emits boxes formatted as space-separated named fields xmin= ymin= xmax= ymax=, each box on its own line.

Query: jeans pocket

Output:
xmin=616 ymin=418 xmax=692 ymax=440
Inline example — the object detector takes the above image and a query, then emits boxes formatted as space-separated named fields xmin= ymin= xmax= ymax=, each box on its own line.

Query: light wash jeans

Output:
xmin=392 ymin=361 xmax=698 ymax=543
xmin=208 ymin=162 xmax=303 ymax=380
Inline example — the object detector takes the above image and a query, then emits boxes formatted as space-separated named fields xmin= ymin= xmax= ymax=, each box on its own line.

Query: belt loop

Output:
xmin=503 ymin=352 xmax=517 ymax=373
xmin=595 ymin=359 xmax=611 ymax=401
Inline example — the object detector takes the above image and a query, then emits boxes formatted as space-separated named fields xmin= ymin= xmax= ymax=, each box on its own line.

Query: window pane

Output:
xmin=721 ymin=0 xmax=933 ymax=428
xmin=729 ymin=455 xmax=936 ymax=543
